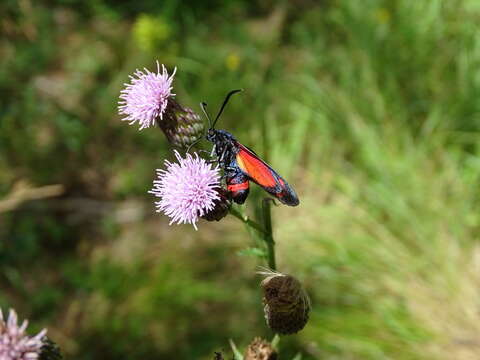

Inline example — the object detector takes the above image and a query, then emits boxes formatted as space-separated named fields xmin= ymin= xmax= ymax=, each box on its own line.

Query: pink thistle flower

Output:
xmin=118 ymin=61 xmax=176 ymax=130
xmin=0 ymin=308 xmax=47 ymax=360
xmin=149 ymin=151 xmax=221 ymax=230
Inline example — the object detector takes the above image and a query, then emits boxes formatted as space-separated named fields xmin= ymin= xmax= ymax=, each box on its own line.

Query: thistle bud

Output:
xmin=40 ymin=337 xmax=63 ymax=360
xmin=260 ymin=270 xmax=310 ymax=335
xmin=158 ymin=99 xmax=204 ymax=148
xmin=213 ymin=351 xmax=224 ymax=360
xmin=201 ymin=188 xmax=231 ymax=222
xmin=244 ymin=337 xmax=278 ymax=360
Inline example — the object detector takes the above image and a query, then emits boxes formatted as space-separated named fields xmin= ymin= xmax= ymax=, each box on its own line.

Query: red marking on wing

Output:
xmin=236 ymin=147 xmax=277 ymax=188
xmin=227 ymin=182 xmax=249 ymax=192
xmin=235 ymin=143 xmax=300 ymax=206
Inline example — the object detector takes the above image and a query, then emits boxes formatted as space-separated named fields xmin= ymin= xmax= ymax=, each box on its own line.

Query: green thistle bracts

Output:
xmin=158 ymin=99 xmax=204 ymax=148
xmin=201 ymin=188 xmax=231 ymax=222
xmin=40 ymin=337 xmax=63 ymax=360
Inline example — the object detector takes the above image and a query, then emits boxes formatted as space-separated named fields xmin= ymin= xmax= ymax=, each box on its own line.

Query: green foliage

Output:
xmin=229 ymin=339 xmax=244 ymax=360
xmin=1 ymin=0 xmax=480 ymax=359
xmin=133 ymin=14 xmax=172 ymax=53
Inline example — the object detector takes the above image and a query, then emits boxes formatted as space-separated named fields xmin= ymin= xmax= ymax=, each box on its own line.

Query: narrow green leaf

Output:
xmin=237 ymin=247 xmax=267 ymax=259
xmin=229 ymin=339 xmax=244 ymax=360
xmin=291 ymin=353 xmax=302 ymax=360
xmin=271 ymin=334 xmax=280 ymax=350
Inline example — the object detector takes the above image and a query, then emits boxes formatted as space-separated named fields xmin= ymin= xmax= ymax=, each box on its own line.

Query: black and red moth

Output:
xmin=202 ymin=90 xmax=299 ymax=206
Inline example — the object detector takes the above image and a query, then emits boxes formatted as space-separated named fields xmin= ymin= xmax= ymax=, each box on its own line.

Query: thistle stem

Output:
xmin=262 ymin=199 xmax=276 ymax=271
xmin=229 ymin=207 xmax=266 ymax=235
xmin=229 ymin=201 xmax=277 ymax=271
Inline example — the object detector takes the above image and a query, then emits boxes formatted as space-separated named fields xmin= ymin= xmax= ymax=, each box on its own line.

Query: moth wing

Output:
xmin=235 ymin=144 xmax=299 ymax=206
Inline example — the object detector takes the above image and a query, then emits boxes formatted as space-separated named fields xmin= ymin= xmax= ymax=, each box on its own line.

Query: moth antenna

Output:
xmin=200 ymin=102 xmax=212 ymax=129
xmin=185 ymin=137 xmax=202 ymax=154
xmin=212 ymin=89 xmax=243 ymax=129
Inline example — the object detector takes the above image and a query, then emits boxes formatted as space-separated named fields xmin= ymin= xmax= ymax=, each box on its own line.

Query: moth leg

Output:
xmin=218 ymin=150 xmax=226 ymax=164
xmin=225 ymin=165 xmax=238 ymax=172
xmin=263 ymin=197 xmax=279 ymax=207
xmin=198 ymin=149 xmax=211 ymax=156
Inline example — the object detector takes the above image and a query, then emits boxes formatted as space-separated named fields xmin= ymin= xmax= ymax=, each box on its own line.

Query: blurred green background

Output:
xmin=2 ymin=0 xmax=480 ymax=359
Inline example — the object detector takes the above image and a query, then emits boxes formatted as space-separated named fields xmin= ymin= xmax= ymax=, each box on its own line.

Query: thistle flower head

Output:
xmin=149 ymin=151 xmax=221 ymax=230
xmin=0 ymin=308 xmax=47 ymax=360
xmin=118 ymin=61 xmax=176 ymax=130
xmin=244 ymin=337 xmax=277 ymax=360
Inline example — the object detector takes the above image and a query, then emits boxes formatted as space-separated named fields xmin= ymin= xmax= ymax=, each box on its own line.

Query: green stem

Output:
xmin=229 ymin=207 xmax=266 ymax=235
xmin=229 ymin=201 xmax=277 ymax=271
xmin=262 ymin=199 xmax=276 ymax=271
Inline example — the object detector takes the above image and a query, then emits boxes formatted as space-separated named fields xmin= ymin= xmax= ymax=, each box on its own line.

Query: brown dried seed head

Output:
xmin=264 ymin=301 xmax=309 ymax=335
xmin=244 ymin=337 xmax=278 ymax=360
xmin=260 ymin=271 xmax=310 ymax=335
xmin=262 ymin=274 xmax=304 ymax=310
